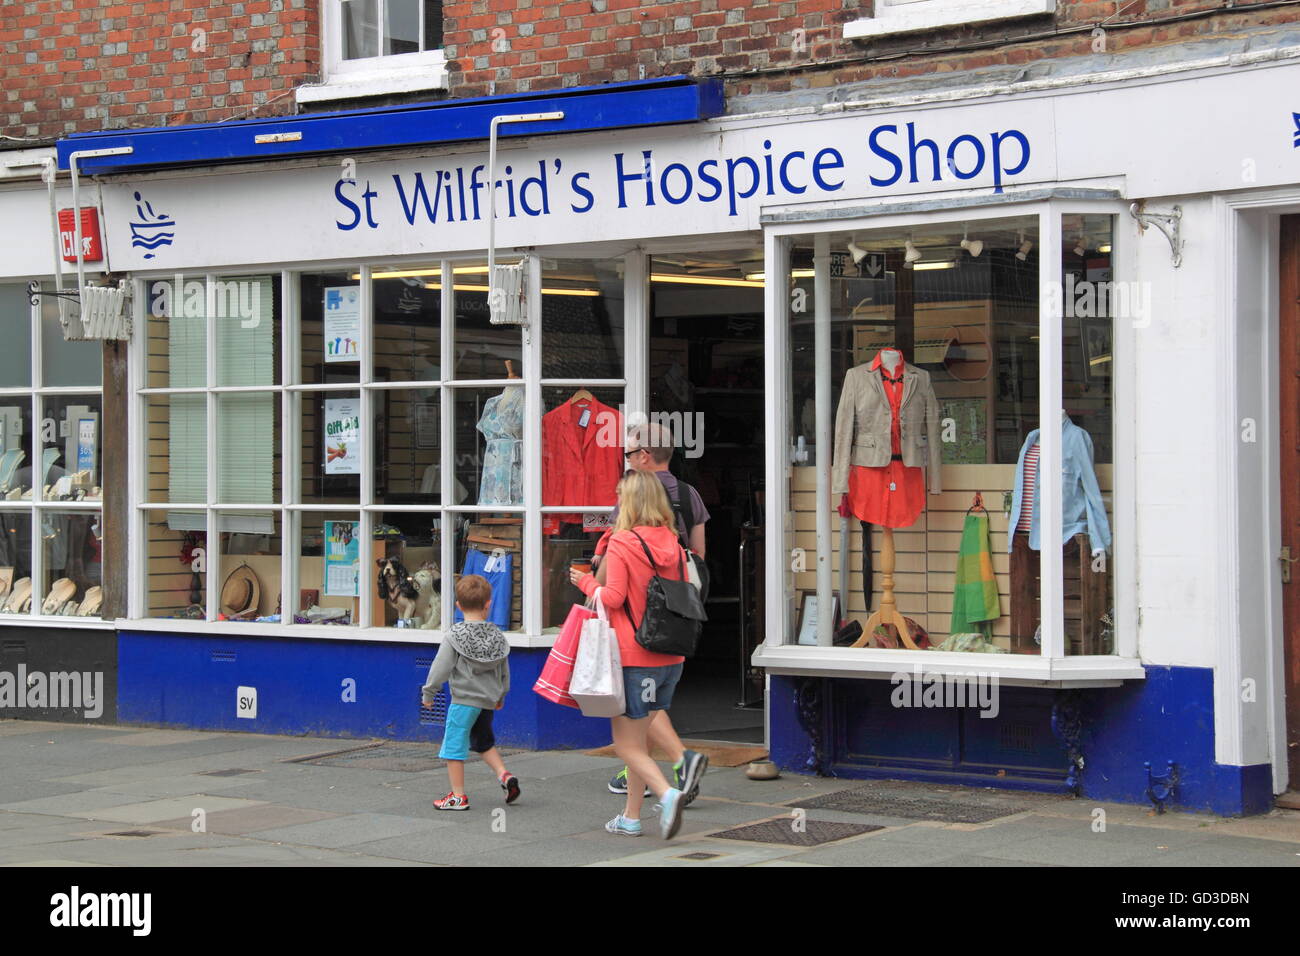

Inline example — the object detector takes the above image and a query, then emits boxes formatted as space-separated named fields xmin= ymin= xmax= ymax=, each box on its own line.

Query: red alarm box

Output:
xmin=57 ymin=207 xmax=103 ymax=263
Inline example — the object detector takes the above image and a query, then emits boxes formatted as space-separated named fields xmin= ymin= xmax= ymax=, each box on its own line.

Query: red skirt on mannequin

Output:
xmin=847 ymin=462 xmax=926 ymax=529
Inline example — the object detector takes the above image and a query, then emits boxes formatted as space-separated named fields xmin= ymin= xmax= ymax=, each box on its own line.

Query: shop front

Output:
xmin=0 ymin=151 xmax=117 ymax=722
xmin=56 ymin=60 xmax=1300 ymax=811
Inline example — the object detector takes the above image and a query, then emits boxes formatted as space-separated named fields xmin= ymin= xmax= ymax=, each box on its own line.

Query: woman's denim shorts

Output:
xmin=620 ymin=662 xmax=683 ymax=720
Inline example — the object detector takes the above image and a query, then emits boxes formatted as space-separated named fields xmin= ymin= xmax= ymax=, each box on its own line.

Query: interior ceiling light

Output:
xmin=903 ymin=238 xmax=922 ymax=267
xmin=960 ymin=228 xmax=983 ymax=258
xmin=846 ymin=239 xmax=868 ymax=265
xmin=423 ymin=282 xmax=599 ymax=296
xmin=357 ymin=266 xmax=492 ymax=280
xmin=1098 ymin=243 xmax=1112 ymax=254
xmin=745 ymin=269 xmax=814 ymax=282
xmin=1016 ymin=234 xmax=1033 ymax=262
xmin=1073 ymin=237 xmax=1087 ymax=258
xmin=913 ymin=260 xmax=956 ymax=271
xmin=649 ymin=273 xmax=765 ymax=289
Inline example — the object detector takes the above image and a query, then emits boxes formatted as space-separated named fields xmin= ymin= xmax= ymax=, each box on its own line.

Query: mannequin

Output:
xmin=831 ymin=347 xmax=943 ymax=649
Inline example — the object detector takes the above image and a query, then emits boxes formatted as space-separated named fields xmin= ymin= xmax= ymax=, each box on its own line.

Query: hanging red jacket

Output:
xmin=541 ymin=397 xmax=624 ymax=523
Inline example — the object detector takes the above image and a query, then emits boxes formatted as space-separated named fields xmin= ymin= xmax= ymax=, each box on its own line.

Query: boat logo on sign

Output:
xmin=129 ymin=190 xmax=175 ymax=260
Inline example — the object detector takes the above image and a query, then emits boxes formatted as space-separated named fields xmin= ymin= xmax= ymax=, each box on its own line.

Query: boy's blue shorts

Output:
xmin=438 ymin=703 xmax=496 ymax=761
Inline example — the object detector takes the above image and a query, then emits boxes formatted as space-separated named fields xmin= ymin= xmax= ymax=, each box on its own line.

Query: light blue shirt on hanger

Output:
xmin=1006 ymin=413 xmax=1112 ymax=555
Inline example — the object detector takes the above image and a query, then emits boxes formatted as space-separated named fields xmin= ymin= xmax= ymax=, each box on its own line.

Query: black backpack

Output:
xmin=623 ymin=529 xmax=708 ymax=658
xmin=667 ymin=479 xmax=710 ymax=603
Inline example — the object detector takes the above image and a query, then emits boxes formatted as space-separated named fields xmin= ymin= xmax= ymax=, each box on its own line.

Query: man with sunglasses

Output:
xmin=591 ymin=421 xmax=710 ymax=805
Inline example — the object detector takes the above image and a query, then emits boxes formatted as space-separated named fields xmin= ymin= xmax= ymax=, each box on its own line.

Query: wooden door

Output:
xmin=1281 ymin=215 xmax=1300 ymax=785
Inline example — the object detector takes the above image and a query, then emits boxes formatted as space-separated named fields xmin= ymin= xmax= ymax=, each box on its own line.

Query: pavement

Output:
xmin=3 ymin=718 xmax=1300 ymax=867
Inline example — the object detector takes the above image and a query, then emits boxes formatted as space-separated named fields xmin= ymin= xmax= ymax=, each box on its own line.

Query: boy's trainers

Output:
xmin=433 ymin=792 xmax=470 ymax=811
xmin=677 ymin=749 xmax=708 ymax=807
xmin=604 ymin=814 xmax=642 ymax=837
xmin=501 ymin=773 xmax=521 ymax=805
xmin=658 ymin=787 xmax=684 ymax=840
xmin=607 ymin=767 xmax=650 ymax=797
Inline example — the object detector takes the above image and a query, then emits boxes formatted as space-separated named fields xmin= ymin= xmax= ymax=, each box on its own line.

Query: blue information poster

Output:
xmin=323 ymin=520 xmax=360 ymax=597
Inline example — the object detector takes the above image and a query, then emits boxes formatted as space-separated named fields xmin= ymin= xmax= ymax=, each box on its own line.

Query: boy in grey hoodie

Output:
xmin=421 ymin=574 xmax=519 ymax=810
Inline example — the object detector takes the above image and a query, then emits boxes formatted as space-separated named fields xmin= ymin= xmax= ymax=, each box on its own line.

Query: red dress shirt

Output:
xmin=541 ymin=397 xmax=624 ymax=522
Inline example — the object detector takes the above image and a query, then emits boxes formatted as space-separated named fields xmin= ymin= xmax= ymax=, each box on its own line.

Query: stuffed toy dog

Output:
xmin=376 ymin=557 xmax=420 ymax=621
xmin=377 ymin=558 xmax=442 ymax=627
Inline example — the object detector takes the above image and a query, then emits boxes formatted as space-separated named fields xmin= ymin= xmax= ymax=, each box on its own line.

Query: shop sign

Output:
xmin=57 ymin=206 xmax=102 ymax=262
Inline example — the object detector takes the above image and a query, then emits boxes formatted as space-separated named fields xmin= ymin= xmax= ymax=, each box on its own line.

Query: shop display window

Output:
xmin=0 ymin=283 xmax=104 ymax=621
xmin=780 ymin=212 xmax=1117 ymax=656
xmin=373 ymin=262 xmax=442 ymax=383
xmin=449 ymin=513 xmax=524 ymax=634
xmin=297 ymin=511 xmax=360 ymax=626
xmin=451 ymin=260 xmax=522 ymax=379
xmin=300 ymin=270 xmax=362 ymax=385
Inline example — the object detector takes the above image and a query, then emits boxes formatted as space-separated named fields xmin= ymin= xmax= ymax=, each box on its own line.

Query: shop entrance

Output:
xmin=646 ymin=250 xmax=766 ymax=742
xmin=1280 ymin=215 xmax=1300 ymax=789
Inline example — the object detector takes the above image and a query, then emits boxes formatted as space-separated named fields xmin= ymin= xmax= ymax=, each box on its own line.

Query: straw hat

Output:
xmin=220 ymin=565 xmax=262 ymax=616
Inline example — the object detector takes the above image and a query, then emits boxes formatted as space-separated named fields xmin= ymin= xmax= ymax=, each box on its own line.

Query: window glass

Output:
xmin=41 ymin=295 xmax=101 ymax=387
xmin=541 ymin=259 xmax=625 ymax=380
xmin=375 ymin=390 xmax=442 ymax=505
xmin=0 ymin=510 xmax=33 ymax=615
xmin=215 ymin=275 xmax=280 ymax=387
xmin=217 ymin=512 xmax=282 ymax=622
xmin=145 ymin=394 xmax=205 ymax=506
xmin=785 ymin=217 xmax=1040 ymax=652
xmin=0 ymin=398 xmax=34 ymax=499
xmin=453 ymin=384 xmax=523 ymax=507
xmin=39 ymin=394 xmax=102 ymax=498
xmin=143 ymin=514 xmax=205 ymax=620
xmin=374 ymin=510 xmax=443 ymax=628
xmin=298 ymin=512 xmax=361 ymax=626
xmin=451 ymin=514 xmax=523 ymax=633
xmin=301 ymin=389 xmax=361 ymax=504
xmin=1060 ymin=213 xmax=1116 ymax=655
xmin=342 ymin=0 xmax=379 ymax=59
xmin=300 ymin=271 xmax=361 ymax=385
xmin=541 ymin=385 xmax=623 ymax=513
xmin=373 ymin=263 xmax=441 ymax=383
xmin=384 ymin=0 xmax=420 ymax=54
xmin=216 ymin=392 xmax=280 ymax=504
xmin=38 ymin=511 xmax=102 ymax=618
xmin=145 ymin=277 xmax=205 ymax=389
xmin=452 ymin=260 xmax=522 ymax=379
xmin=0 ymin=284 xmax=32 ymax=388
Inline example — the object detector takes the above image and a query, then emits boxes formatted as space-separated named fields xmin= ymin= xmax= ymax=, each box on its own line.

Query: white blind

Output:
xmin=166 ymin=305 xmax=206 ymax=531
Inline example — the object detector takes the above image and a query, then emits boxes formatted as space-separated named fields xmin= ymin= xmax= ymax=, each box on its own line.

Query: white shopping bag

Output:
xmin=569 ymin=589 xmax=625 ymax=718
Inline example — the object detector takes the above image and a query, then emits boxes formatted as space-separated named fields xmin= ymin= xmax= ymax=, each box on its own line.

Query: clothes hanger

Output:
xmin=504 ymin=359 xmax=520 ymax=379
xmin=568 ymin=387 xmax=595 ymax=404
xmin=967 ymin=492 xmax=987 ymax=515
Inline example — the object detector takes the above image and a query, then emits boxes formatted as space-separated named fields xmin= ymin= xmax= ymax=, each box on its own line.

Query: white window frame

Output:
xmin=845 ymin=0 xmax=1056 ymax=40
xmin=0 ymin=281 xmax=108 ymax=629
xmin=299 ymin=0 xmax=449 ymax=106
xmin=756 ymin=198 xmax=1142 ymax=685
xmin=128 ymin=253 xmax=640 ymax=645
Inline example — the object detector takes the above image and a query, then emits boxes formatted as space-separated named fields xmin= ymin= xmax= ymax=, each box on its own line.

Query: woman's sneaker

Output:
xmin=604 ymin=814 xmax=643 ymax=837
xmin=658 ymin=788 xmax=684 ymax=840
xmin=607 ymin=767 xmax=651 ymax=797
xmin=500 ymin=773 xmax=521 ymax=805
xmin=433 ymin=792 xmax=470 ymax=811
xmin=676 ymin=750 xmax=709 ymax=807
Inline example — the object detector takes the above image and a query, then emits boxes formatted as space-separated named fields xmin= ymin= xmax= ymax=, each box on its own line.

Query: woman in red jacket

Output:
xmin=570 ymin=470 xmax=689 ymax=840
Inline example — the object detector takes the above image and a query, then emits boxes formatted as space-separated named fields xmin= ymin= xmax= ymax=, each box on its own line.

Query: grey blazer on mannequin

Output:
xmin=831 ymin=361 xmax=944 ymax=496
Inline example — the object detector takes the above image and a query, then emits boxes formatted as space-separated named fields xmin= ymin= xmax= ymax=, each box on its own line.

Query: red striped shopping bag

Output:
xmin=532 ymin=602 xmax=596 ymax=709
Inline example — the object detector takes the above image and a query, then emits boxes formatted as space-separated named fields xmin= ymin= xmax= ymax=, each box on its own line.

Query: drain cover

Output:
xmin=199 ymin=768 xmax=262 ymax=777
xmin=675 ymin=851 xmax=723 ymax=861
xmin=289 ymin=742 xmax=519 ymax=773
xmin=790 ymin=785 xmax=1035 ymax=824
xmin=105 ymin=830 xmax=161 ymax=838
xmin=712 ymin=819 xmax=882 ymax=847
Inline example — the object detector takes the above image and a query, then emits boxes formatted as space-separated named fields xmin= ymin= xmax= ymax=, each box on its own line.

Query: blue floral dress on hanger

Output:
xmin=477 ymin=385 xmax=524 ymax=505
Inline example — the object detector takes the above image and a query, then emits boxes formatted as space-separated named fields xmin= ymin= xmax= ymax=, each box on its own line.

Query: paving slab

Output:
xmin=0 ymin=790 xmax=167 ymax=817
xmin=345 ymin=826 xmax=531 ymax=864
xmin=251 ymin=811 xmax=457 ymax=849
xmin=65 ymin=794 xmax=267 ymax=825
xmin=101 ymin=730 xmax=237 ymax=747
xmin=591 ymin=839 xmax=806 ymax=867
xmin=151 ymin=805 xmax=341 ymax=835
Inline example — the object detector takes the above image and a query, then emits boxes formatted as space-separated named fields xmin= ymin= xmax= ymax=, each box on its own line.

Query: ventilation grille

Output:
xmin=211 ymin=650 xmax=236 ymax=663
xmin=420 ymin=690 xmax=448 ymax=726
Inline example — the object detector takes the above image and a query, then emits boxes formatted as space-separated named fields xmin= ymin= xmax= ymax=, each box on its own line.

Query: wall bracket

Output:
xmin=1129 ymin=201 xmax=1184 ymax=268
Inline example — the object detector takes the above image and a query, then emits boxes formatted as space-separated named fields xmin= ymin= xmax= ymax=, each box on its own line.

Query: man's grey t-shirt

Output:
xmin=601 ymin=469 xmax=710 ymax=551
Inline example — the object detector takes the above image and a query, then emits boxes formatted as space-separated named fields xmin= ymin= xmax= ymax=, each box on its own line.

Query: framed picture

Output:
xmin=1080 ymin=317 xmax=1112 ymax=381
xmin=795 ymin=589 xmax=841 ymax=646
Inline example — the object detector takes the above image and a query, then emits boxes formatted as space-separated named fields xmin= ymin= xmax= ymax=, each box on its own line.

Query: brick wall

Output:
xmin=441 ymin=0 xmax=1300 ymax=98
xmin=1 ymin=0 xmax=319 ymax=140
xmin=3 ymin=0 xmax=1299 ymax=140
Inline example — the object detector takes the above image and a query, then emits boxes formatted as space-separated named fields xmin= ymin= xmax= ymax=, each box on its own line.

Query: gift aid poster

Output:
xmin=324 ymin=398 xmax=360 ymax=475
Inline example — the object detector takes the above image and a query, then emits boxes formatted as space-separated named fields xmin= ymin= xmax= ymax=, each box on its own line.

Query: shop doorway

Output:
xmin=1280 ymin=215 xmax=1300 ymax=791
xmin=647 ymin=250 xmax=766 ymax=742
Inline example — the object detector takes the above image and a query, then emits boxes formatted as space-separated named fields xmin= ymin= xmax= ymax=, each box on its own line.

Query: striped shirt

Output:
xmin=1017 ymin=442 xmax=1039 ymax=534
